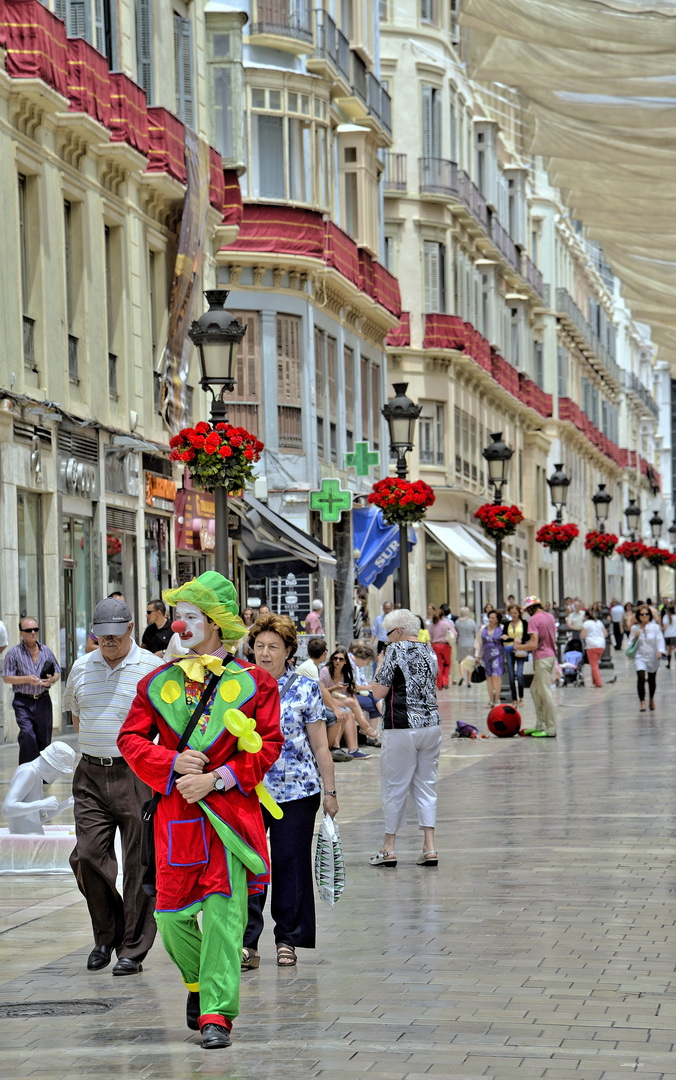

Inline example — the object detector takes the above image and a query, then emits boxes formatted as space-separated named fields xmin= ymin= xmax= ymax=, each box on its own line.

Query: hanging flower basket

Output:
xmin=367 ymin=477 xmax=435 ymax=526
xmin=643 ymin=545 xmax=671 ymax=567
xmin=584 ymin=531 xmax=618 ymax=559
xmin=616 ymin=540 xmax=647 ymax=563
xmin=666 ymin=553 xmax=676 ymax=569
xmin=106 ymin=534 xmax=122 ymax=558
xmin=169 ymin=421 xmax=264 ymax=494
xmin=536 ymin=521 xmax=579 ymax=553
xmin=474 ymin=503 xmax=524 ymax=542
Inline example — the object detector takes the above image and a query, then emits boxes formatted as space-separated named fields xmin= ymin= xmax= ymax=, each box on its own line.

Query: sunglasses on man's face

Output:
xmin=21 ymin=627 xmax=39 ymax=633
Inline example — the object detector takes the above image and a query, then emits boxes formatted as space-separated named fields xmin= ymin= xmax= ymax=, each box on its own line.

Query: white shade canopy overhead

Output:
xmin=460 ymin=0 xmax=676 ymax=357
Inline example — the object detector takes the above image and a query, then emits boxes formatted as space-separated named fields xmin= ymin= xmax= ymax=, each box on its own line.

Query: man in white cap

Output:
xmin=514 ymin=596 xmax=558 ymax=737
xmin=2 ymin=741 xmax=75 ymax=834
xmin=62 ymin=597 xmax=164 ymax=976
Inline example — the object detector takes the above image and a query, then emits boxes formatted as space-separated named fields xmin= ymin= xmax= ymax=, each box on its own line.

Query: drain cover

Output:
xmin=0 ymin=999 xmax=118 ymax=1019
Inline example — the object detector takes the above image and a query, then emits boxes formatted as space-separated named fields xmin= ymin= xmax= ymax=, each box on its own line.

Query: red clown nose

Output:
xmin=171 ymin=619 xmax=187 ymax=634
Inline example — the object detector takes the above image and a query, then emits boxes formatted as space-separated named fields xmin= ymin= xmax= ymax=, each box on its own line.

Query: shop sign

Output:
xmin=58 ymin=456 xmax=99 ymax=499
xmin=175 ymin=488 xmax=215 ymax=551
xmin=105 ymin=450 xmax=139 ymax=497
xmin=145 ymin=472 xmax=177 ymax=511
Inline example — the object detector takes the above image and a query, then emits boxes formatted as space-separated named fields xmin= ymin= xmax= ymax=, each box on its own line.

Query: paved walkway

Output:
xmin=0 ymin=653 xmax=674 ymax=1079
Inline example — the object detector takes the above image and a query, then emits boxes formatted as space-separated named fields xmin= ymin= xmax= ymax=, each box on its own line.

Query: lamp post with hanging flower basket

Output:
xmin=185 ymin=290 xmax=249 ymax=577
xmin=545 ymin=464 xmax=572 ymax=654
xmin=380 ymin=383 xmax=422 ymax=608
xmin=591 ymin=484 xmax=614 ymax=668
xmin=648 ymin=510 xmax=664 ymax=604
xmin=479 ymin=433 xmax=515 ymax=609
xmin=623 ymin=498 xmax=642 ymax=603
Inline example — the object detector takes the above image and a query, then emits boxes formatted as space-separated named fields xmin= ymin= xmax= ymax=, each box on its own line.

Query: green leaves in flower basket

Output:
xmin=169 ymin=421 xmax=264 ymax=494
xmin=368 ymin=477 xmax=435 ymax=527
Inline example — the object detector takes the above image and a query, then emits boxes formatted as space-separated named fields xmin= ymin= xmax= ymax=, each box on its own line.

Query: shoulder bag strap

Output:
xmin=279 ymin=670 xmax=300 ymax=701
xmin=143 ymin=660 xmax=230 ymax=819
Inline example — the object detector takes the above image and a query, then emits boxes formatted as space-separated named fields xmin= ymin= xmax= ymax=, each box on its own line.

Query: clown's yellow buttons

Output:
xmin=160 ymin=680 xmax=182 ymax=704
xmin=219 ymin=679 xmax=241 ymax=703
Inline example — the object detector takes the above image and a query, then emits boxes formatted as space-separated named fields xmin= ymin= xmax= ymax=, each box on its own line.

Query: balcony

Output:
xmin=419 ymin=157 xmax=458 ymax=197
xmin=308 ymin=9 xmax=351 ymax=89
xmin=383 ymin=152 xmax=407 ymax=191
xmin=250 ymin=0 xmax=313 ymax=53
xmin=623 ymin=371 xmax=659 ymax=420
xmin=351 ymin=51 xmax=367 ymax=105
xmin=366 ymin=72 xmax=392 ymax=135
xmin=23 ymin=316 xmax=36 ymax=370
xmin=278 ymin=405 xmax=303 ymax=450
xmin=333 ymin=52 xmax=391 ymax=141
xmin=457 ymin=171 xmax=490 ymax=230
xmin=490 ymin=218 xmax=520 ymax=274
xmin=556 ymin=288 xmax=621 ymax=388
xmin=522 ymin=253 xmax=544 ymax=300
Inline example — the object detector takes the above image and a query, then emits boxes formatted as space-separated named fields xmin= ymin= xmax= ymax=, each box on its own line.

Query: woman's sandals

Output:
xmin=276 ymin=943 xmax=297 ymax=967
xmin=241 ymin=947 xmax=260 ymax=970
xmin=416 ymin=850 xmax=438 ymax=867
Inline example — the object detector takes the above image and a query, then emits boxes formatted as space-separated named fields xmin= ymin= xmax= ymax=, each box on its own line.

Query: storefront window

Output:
xmin=17 ymin=491 xmax=43 ymax=626
xmin=145 ymin=515 xmax=172 ymax=600
xmin=107 ymin=530 xmax=138 ymax=617
xmin=60 ymin=516 xmax=93 ymax=672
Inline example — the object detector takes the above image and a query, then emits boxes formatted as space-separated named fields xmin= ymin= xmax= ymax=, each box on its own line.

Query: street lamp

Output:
xmin=592 ymin=483 xmax=613 ymax=669
xmin=188 ymin=290 xmax=247 ymax=577
xmin=624 ymin=498 xmax=641 ymax=603
xmin=382 ymin=383 xmax=421 ymax=609
xmin=669 ymin=519 xmax=676 ymax=602
xmin=547 ymin=464 xmax=570 ymax=636
xmin=649 ymin=509 xmax=663 ymax=604
xmin=483 ymin=432 xmax=513 ymax=609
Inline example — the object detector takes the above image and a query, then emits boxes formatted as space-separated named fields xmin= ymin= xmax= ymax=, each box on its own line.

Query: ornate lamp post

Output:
xmin=649 ymin=509 xmax=664 ymax=604
xmin=547 ymin=463 xmax=570 ymax=639
xmin=381 ymin=383 xmax=421 ymax=609
xmin=187 ymin=290 xmax=246 ymax=577
xmin=483 ymin=432 xmax=514 ymax=610
xmin=592 ymin=483 xmax=613 ymax=669
xmin=624 ymin=498 xmax=641 ymax=603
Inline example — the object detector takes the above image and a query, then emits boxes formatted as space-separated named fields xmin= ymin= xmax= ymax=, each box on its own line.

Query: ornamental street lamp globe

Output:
xmin=188 ymin=290 xmax=246 ymax=406
xmin=547 ymin=464 xmax=570 ymax=517
xmin=592 ymin=483 xmax=612 ymax=527
xmin=624 ymin=498 xmax=640 ymax=537
xmin=381 ymin=383 xmax=421 ymax=466
xmin=649 ymin=509 xmax=663 ymax=541
xmin=483 ymin=432 xmax=513 ymax=498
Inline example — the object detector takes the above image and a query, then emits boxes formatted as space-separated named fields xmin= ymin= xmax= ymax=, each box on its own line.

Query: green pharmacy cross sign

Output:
xmin=309 ymin=478 xmax=352 ymax=523
xmin=345 ymin=440 xmax=380 ymax=477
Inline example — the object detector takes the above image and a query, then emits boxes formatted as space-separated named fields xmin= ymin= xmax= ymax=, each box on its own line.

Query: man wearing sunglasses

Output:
xmin=141 ymin=599 xmax=173 ymax=656
xmin=2 ymin=618 xmax=61 ymax=764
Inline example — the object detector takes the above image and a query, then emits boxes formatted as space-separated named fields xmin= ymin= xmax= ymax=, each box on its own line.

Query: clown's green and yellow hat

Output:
xmin=163 ymin=571 xmax=246 ymax=642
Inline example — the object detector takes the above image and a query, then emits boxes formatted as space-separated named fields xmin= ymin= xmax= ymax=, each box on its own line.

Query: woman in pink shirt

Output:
xmin=427 ymin=607 xmax=456 ymax=690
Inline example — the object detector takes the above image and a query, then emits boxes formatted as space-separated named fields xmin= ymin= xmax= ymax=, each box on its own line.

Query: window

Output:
xmin=369 ymin=362 xmax=381 ymax=452
xmin=276 ymin=315 xmax=303 ymax=450
xmin=54 ymin=0 xmax=115 ymax=63
xmin=361 ymin=356 xmax=369 ymax=443
xmin=18 ymin=492 xmax=44 ymax=628
xmin=449 ymin=91 xmax=457 ymax=162
xmin=64 ymin=199 xmax=80 ymax=382
xmin=423 ymin=240 xmax=446 ymax=312
xmin=534 ymin=341 xmax=543 ymax=388
xmin=557 ymin=346 xmax=567 ymax=398
xmin=419 ymin=403 xmax=445 ymax=466
xmin=420 ymin=0 xmax=436 ymax=23
xmin=208 ymin=30 xmax=235 ymax=160
xmin=228 ymin=312 xmax=260 ymax=435
xmin=327 ymin=335 xmax=337 ymax=461
xmin=18 ymin=174 xmax=36 ymax=371
xmin=422 ymin=84 xmax=441 ymax=159
xmin=104 ymin=223 xmax=122 ymax=401
xmin=257 ymin=114 xmax=285 ymax=199
xmin=250 ymin=86 xmax=330 ymax=207
xmin=314 ymin=327 xmax=325 ymax=460
xmin=174 ymin=12 xmax=194 ymax=128
xmin=136 ymin=0 xmax=153 ymax=103
xmin=94 ymin=0 xmax=114 ymax=65
xmin=344 ymin=172 xmax=358 ymax=238
xmin=344 ymin=346 xmax=354 ymax=451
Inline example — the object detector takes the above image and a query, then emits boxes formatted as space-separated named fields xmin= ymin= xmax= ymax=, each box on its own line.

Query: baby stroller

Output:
xmin=561 ymin=637 xmax=585 ymax=687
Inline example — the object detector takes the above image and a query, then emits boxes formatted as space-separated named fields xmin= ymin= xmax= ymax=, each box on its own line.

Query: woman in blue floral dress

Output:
xmin=241 ymin=614 xmax=338 ymax=969
xmin=479 ymin=609 xmax=506 ymax=706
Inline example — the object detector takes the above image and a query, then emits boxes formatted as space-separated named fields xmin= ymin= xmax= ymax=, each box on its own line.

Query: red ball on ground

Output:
xmin=487 ymin=704 xmax=521 ymax=737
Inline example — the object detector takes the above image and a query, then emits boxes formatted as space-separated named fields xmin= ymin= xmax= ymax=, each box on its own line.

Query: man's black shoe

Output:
xmin=112 ymin=957 xmax=143 ymax=976
xmin=86 ymin=945 xmax=112 ymax=971
xmin=201 ymin=1023 xmax=232 ymax=1049
xmin=186 ymin=991 xmax=200 ymax=1030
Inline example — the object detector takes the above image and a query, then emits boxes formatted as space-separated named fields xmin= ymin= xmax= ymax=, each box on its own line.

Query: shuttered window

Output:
xmin=422 ymin=84 xmax=441 ymax=159
xmin=173 ymin=13 xmax=194 ymax=128
xmin=277 ymin=315 xmax=303 ymax=450
xmin=136 ymin=0 xmax=153 ymax=103
xmin=228 ymin=311 xmax=260 ymax=435
xmin=423 ymin=241 xmax=445 ymax=313
xmin=370 ymin=362 xmax=381 ymax=452
xmin=361 ymin=356 xmax=369 ymax=442
xmin=327 ymin=335 xmax=337 ymax=461
xmin=314 ymin=327 xmax=325 ymax=459
xmin=344 ymin=346 xmax=354 ymax=450
xmin=257 ymin=115 xmax=285 ymax=199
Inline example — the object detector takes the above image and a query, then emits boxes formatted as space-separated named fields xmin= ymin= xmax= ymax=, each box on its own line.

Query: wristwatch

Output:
xmin=212 ymin=775 xmax=226 ymax=792
xmin=324 ymin=789 xmax=337 ymax=797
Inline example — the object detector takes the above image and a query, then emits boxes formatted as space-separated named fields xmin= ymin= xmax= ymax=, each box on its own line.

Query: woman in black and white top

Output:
xmin=368 ymin=609 xmax=441 ymax=869
xmin=662 ymin=604 xmax=676 ymax=668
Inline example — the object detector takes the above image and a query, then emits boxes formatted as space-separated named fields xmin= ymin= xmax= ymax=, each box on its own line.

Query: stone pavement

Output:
xmin=0 ymin=652 xmax=674 ymax=1079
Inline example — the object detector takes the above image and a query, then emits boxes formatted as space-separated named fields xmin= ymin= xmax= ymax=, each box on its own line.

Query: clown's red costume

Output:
xmin=118 ymin=572 xmax=283 ymax=1048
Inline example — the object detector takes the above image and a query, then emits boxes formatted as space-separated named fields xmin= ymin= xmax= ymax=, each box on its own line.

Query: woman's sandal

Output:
xmin=241 ymin=947 xmax=260 ymax=970
xmin=365 ymin=734 xmax=381 ymax=747
xmin=416 ymin=850 xmax=439 ymax=867
xmin=369 ymin=850 xmax=397 ymax=867
xmin=276 ymin=943 xmax=297 ymax=967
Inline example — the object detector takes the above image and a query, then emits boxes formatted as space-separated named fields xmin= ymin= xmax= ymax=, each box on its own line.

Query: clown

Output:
xmin=118 ymin=572 xmax=283 ymax=1049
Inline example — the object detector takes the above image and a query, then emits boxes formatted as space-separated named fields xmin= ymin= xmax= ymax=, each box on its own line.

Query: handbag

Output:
xmin=471 ymin=663 xmax=486 ymax=684
xmin=314 ymin=812 xmax=345 ymax=906
xmin=625 ymin=634 xmax=639 ymax=660
xmin=141 ymin=670 xmax=222 ymax=897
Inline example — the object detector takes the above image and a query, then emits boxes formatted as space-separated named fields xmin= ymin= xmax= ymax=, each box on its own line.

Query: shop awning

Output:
xmin=230 ymin=494 xmax=337 ymax=579
xmin=424 ymin=522 xmax=496 ymax=581
xmin=353 ymin=506 xmax=417 ymax=589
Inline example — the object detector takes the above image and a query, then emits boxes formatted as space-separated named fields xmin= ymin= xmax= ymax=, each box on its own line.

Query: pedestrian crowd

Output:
xmin=0 ymin=581 xmax=669 ymax=1050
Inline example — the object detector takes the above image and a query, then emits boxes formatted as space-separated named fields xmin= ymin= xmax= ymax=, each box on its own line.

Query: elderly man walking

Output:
xmin=516 ymin=596 xmax=558 ymax=738
xmin=3 ymin=617 xmax=61 ymax=763
xmin=63 ymin=597 xmax=164 ymax=975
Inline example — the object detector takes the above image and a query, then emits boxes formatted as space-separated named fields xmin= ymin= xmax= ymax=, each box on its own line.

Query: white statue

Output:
xmin=2 ymin=742 xmax=75 ymax=835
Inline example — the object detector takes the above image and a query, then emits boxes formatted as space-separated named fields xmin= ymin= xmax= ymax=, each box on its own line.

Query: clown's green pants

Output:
xmin=155 ymin=854 xmax=248 ymax=1025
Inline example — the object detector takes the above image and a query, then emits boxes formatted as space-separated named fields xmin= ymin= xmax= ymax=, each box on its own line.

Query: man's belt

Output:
xmin=81 ymin=753 xmax=126 ymax=767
